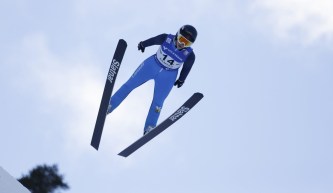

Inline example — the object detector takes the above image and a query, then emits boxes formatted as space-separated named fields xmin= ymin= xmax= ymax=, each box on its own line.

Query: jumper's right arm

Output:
xmin=138 ymin=34 xmax=168 ymax=52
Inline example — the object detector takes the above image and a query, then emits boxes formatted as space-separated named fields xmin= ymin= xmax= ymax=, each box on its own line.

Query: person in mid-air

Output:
xmin=107 ymin=25 xmax=197 ymax=135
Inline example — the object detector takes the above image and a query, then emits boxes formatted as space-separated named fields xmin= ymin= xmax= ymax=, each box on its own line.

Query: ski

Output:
xmin=91 ymin=39 xmax=127 ymax=150
xmin=118 ymin=92 xmax=204 ymax=157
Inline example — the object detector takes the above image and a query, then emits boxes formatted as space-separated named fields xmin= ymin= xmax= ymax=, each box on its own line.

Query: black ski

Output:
xmin=91 ymin=39 xmax=127 ymax=150
xmin=118 ymin=92 xmax=204 ymax=157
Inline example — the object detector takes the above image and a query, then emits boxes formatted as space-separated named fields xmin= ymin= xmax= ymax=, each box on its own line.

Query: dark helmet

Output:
xmin=179 ymin=25 xmax=197 ymax=43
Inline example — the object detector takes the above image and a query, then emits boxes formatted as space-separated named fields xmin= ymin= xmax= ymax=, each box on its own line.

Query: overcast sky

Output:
xmin=1 ymin=0 xmax=333 ymax=193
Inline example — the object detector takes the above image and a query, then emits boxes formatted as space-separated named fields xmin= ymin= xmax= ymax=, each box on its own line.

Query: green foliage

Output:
xmin=18 ymin=164 xmax=69 ymax=193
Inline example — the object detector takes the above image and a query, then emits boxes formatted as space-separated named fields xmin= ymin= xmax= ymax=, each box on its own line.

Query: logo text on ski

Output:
xmin=169 ymin=106 xmax=190 ymax=121
xmin=107 ymin=59 xmax=120 ymax=83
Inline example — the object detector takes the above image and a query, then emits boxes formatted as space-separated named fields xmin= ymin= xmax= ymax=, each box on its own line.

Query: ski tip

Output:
xmin=119 ymin=39 xmax=127 ymax=46
xmin=194 ymin=92 xmax=204 ymax=98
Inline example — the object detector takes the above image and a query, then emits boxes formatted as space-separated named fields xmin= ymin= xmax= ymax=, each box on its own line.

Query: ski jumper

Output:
xmin=108 ymin=34 xmax=196 ymax=132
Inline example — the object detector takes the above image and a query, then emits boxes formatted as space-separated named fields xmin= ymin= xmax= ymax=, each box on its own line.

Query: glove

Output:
xmin=174 ymin=79 xmax=184 ymax=88
xmin=138 ymin=41 xmax=145 ymax=52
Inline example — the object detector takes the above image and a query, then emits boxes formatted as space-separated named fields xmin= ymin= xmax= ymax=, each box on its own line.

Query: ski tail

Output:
xmin=91 ymin=39 xmax=127 ymax=150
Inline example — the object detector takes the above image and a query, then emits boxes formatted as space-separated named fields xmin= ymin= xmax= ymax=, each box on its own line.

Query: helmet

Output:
xmin=179 ymin=25 xmax=197 ymax=43
xmin=176 ymin=25 xmax=197 ymax=48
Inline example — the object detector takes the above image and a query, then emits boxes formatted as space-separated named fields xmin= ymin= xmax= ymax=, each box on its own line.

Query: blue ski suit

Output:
xmin=108 ymin=33 xmax=196 ymax=133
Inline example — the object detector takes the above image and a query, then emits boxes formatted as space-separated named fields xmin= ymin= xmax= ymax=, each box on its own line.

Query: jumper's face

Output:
xmin=176 ymin=39 xmax=185 ymax=49
xmin=176 ymin=32 xmax=193 ymax=49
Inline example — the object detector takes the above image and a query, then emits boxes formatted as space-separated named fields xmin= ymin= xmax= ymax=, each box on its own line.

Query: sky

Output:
xmin=1 ymin=0 xmax=333 ymax=193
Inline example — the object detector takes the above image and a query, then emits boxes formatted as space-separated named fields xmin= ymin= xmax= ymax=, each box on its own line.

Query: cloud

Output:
xmin=251 ymin=0 xmax=333 ymax=44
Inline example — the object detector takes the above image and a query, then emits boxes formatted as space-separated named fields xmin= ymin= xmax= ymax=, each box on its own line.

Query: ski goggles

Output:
xmin=177 ymin=32 xmax=193 ymax=48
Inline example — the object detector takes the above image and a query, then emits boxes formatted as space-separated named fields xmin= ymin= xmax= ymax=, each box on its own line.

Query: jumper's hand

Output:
xmin=138 ymin=42 xmax=145 ymax=53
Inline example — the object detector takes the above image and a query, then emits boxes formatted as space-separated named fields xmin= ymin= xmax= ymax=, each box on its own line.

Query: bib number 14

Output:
xmin=162 ymin=54 xmax=175 ymax=66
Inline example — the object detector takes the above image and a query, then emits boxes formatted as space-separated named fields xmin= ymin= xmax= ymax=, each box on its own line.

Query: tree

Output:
xmin=18 ymin=164 xmax=69 ymax=193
